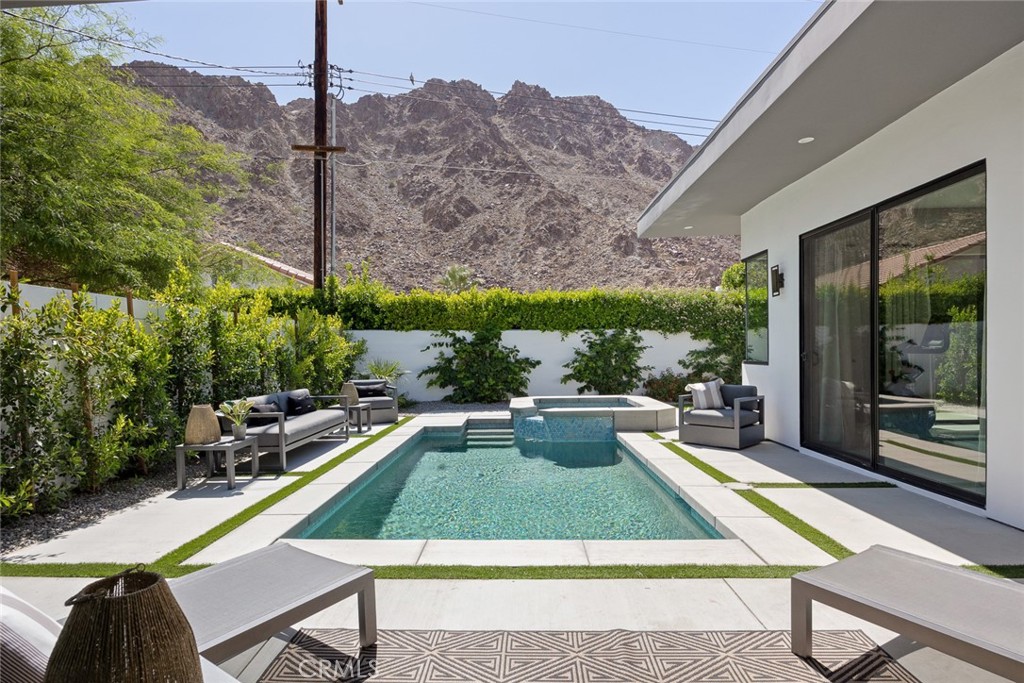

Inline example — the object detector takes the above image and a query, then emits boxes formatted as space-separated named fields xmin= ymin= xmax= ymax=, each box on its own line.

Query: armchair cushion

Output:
xmin=721 ymin=384 xmax=759 ymax=408
xmin=684 ymin=408 xmax=761 ymax=429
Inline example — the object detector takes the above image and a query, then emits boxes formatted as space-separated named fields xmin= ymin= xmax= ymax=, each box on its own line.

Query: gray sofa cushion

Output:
xmin=684 ymin=408 xmax=760 ymax=429
xmin=720 ymin=384 xmax=758 ymax=408
xmin=246 ymin=409 xmax=347 ymax=448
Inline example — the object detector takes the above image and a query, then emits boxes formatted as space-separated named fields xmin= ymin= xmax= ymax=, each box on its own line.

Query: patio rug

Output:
xmin=259 ymin=629 xmax=919 ymax=683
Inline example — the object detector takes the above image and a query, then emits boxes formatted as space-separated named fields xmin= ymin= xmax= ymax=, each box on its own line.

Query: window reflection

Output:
xmin=744 ymin=252 xmax=769 ymax=364
xmin=877 ymin=171 xmax=986 ymax=499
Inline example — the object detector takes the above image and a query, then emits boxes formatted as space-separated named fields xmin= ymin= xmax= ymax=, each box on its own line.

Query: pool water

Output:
xmin=296 ymin=435 xmax=720 ymax=540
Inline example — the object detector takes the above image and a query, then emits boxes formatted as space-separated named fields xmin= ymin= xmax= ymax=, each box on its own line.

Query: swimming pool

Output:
xmin=292 ymin=434 xmax=721 ymax=541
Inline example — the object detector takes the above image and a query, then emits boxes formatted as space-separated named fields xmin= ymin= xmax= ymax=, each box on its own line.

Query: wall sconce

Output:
xmin=771 ymin=265 xmax=785 ymax=297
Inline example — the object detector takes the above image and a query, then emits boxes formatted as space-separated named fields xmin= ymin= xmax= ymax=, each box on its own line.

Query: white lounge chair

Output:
xmin=791 ymin=544 xmax=1024 ymax=682
xmin=171 ymin=543 xmax=377 ymax=663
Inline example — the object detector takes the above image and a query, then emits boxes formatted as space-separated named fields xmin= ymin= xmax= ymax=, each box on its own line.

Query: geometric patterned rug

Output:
xmin=259 ymin=629 xmax=920 ymax=683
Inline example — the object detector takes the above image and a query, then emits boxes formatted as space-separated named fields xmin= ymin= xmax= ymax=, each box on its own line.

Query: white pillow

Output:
xmin=0 ymin=586 xmax=62 ymax=683
xmin=685 ymin=378 xmax=725 ymax=409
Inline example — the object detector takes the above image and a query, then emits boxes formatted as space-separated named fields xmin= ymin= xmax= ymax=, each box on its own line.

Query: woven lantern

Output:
xmin=45 ymin=567 xmax=202 ymax=683
xmin=184 ymin=404 xmax=220 ymax=445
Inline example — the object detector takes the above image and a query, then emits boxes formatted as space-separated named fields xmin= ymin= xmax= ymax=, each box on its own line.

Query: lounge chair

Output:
xmin=791 ymin=544 xmax=1024 ymax=682
xmin=0 ymin=544 xmax=376 ymax=680
xmin=679 ymin=383 xmax=765 ymax=449
xmin=171 ymin=543 xmax=377 ymax=663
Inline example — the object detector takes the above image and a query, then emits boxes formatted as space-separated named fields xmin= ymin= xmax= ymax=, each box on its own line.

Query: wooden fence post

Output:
xmin=126 ymin=288 xmax=134 ymax=318
xmin=8 ymin=269 xmax=19 ymax=317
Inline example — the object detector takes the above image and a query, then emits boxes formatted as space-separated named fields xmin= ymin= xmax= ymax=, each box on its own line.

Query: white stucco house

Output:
xmin=639 ymin=0 xmax=1024 ymax=529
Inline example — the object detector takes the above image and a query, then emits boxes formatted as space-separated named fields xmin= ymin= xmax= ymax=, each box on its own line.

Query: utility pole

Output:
xmin=312 ymin=0 xmax=328 ymax=288
xmin=330 ymin=94 xmax=337 ymax=278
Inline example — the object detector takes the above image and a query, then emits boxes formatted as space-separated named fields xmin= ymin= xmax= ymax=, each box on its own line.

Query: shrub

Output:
xmin=562 ymin=329 xmax=652 ymax=395
xmin=419 ymin=327 xmax=540 ymax=403
xmin=643 ymin=368 xmax=690 ymax=404
xmin=285 ymin=308 xmax=366 ymax=396
xmin=154 ymin=266 xmax=213 ymax=423
xmin=209 ymin=288 xmax=285 ymax=401
xmin=935 ymin=305 xmax=980 ymax=406
xmin=113 ymin=320 xmax=175 ymax=475
xmin=0 ymin=293 xmax=67 ymax=517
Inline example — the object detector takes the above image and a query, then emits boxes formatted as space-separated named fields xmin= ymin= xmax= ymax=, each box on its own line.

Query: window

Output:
xmin=744 ymin=251 xmax=769 ymax=364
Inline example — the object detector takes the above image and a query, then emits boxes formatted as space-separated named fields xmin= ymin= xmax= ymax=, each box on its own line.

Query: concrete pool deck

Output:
xmin=3 ymin=412 xmax=1022 ymax=569
xmin=4 ymin=411 xmax=1021 ymax=683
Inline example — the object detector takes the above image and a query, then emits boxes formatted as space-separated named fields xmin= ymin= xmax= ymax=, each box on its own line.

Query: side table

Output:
xmin=176 ymin=435 xmax=259 ymax=490
xmin=349 ymin=403 xmax=373 ymax=433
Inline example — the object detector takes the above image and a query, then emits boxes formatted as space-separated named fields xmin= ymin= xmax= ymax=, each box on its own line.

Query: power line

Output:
xmin=1 ymin=10 xmax=292 ymax=78
xmin=409 ymin=2 xmax=776 ymax=55
xmin=350 ymin=68 xmax=721 ymax=123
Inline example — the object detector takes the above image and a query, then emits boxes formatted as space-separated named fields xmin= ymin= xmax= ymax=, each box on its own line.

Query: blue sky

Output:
xmin=120 ymin=1 xmax=820 ymax=145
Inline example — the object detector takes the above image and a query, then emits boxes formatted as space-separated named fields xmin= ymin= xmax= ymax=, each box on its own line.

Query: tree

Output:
xmin=0 ymin=7 xmax=244 ymax=294
xmin=437 ymin=265 xmax=477 ymax=293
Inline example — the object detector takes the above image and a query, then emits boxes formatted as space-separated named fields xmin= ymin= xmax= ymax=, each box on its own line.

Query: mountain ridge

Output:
xmin=125 ymin=61 xmax=737 ymax=290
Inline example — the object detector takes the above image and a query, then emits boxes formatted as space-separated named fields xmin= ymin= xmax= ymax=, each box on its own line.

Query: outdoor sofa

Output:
xmin=230 ymin=388 xmax=349 ymax=471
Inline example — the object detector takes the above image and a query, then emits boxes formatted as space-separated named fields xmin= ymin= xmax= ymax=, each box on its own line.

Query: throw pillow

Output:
xmin=685 ymin=378 xmax=725 ymax=409
xmin=287 ymin=394 xmax=316 ymax=416
xmin=248 ymin=401 xmax=280 ymax=426
xmin=355 ymin=381 xmax=388 ymax=398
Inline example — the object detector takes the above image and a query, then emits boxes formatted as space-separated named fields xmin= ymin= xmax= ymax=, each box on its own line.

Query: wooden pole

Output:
xmin=312 ymin=0 xmax=328 ymax=289
xmin=8 ymin=269 xmax=19 ymax=317
xmin=126 ymin=288 xmax=135 ymax=318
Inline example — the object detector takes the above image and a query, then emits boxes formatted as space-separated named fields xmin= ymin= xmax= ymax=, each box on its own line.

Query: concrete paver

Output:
xmin=684 ymin=441 xmax=878 ymax=484
xmin=583 ymin=539 xmax=764 ymax=565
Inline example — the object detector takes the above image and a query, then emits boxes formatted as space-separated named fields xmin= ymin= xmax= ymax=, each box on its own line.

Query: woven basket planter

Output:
xmin=45 ymin=568 xmax=202 ymax=683
xmin=184 ymin=404 xmax=220 ymax=445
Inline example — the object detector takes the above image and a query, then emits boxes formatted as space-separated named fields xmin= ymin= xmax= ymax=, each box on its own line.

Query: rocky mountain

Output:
xmin=126 ymin=61 xmax=737 ymax=291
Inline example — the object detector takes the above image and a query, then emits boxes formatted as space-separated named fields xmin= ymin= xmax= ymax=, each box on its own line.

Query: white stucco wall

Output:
xmin=1 ymin=283 xmax=163 ymax=320
xmin=739 ymin=42 xmax=1023 ymax=527
xmin=350 ymin=330 xmax=704 ymax=401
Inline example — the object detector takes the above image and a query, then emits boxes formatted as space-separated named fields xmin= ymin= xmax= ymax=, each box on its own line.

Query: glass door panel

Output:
xmin=877 ymin=171 xmax=986 ymax=502
xmin=801 ymin=216 xmax=874 ymax=464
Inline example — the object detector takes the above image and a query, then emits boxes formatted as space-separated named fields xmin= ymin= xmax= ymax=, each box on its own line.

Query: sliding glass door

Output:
xmin=799 ymin=163 xmax=986 ymax=505
xmin=800 ymin=215 xmax=874 ymax=465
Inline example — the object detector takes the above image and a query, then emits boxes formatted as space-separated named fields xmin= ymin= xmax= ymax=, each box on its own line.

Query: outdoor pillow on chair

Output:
xmin=287 ymin=395 xmax=316 ymax=416
xmin=685 ymin=378 xmax=725 ymax=409
xmin=356 ymin=381 xmax=389 ymax=398
xmin=248 ymin=402 xmax=280 ymax=425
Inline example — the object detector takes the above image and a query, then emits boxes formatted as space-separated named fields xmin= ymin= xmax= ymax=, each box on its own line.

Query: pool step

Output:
xmin=465 ymin=427 xmax=515 ymax=448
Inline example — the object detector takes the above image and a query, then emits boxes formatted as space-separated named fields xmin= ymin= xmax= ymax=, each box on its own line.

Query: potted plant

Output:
xmin=220 ymin=399 xmax=254 ymax=440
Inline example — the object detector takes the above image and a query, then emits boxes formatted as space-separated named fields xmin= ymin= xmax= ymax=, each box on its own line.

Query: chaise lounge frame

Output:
xmin=791 ymin=544 xmax=1024 ymax=682
xmin=171 ymin=543 xmax=377 ymax=664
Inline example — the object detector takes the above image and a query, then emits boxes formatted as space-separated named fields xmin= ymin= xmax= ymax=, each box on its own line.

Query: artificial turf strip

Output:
xmin=734 ymin=489 xmax=855 ymax=560
xmin=370 ymin=564 xmax=817 ymax=580
xmin=149 ymin=416 xmax=415 ymax=573
xmin=751 ymin=482 xmax=897 ymax=489
xmin=645 ymin=431 xmax=665 ymax=440
xmin=882 ymin=439 xmax=983 ymax=468
xmin=966 ymin=564 xmax=1024 ymax=579
xmin=660 ymin=442 xmax=737 ymax=483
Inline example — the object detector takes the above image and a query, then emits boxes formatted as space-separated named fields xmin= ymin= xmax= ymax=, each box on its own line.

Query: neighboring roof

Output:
xmin=818 ymin=231 xmax=986 ymax=289
xmin=219 ymin=242 xmax=314 ymax=286
xmin=637 ymin=0 xmax=1024 ymax=238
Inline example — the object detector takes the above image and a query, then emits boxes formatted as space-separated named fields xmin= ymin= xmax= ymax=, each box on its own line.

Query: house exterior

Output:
xmin=639 ymin=0 xmax=1024 ymax=529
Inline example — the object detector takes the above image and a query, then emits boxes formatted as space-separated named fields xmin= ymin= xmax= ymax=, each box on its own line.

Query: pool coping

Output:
xmin=188 ymin=414 xmax=835 ymax=567
xmin=510 ymin=395 xmax=677 ymax=432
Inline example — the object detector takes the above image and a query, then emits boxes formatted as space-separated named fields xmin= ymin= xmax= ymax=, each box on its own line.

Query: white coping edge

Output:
xmin=243 ymin=414 xmax=828 ymax=566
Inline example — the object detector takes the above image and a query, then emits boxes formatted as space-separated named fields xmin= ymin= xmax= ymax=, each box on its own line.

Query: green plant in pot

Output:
xmin=220 ymin=399 xmax=254 ymax=440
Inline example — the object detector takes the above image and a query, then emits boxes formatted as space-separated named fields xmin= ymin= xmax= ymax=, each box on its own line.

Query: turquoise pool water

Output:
xmin=295 ymin=435 xmax=720 ymax=540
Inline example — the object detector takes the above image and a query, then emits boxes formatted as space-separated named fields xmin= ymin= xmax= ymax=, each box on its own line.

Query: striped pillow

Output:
xmin=685 ymin=379 xmax=725 ymax=409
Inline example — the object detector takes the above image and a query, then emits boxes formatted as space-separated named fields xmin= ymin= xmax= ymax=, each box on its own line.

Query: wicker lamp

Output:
xmin=184 ymin=404 xmax=220 ymax=445
xmin=45 ymin=567 xmax=202 ymax=683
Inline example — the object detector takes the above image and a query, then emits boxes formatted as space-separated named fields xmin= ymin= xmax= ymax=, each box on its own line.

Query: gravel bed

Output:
xmin=0 ymin=461 xmax=206 ymax=557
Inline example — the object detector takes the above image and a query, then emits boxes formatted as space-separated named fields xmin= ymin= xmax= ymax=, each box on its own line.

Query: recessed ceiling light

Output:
xmin=683 ymin=225 xmax=694 ymax=230
xmin=798 ymin=136 xmax=815 ymax=144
